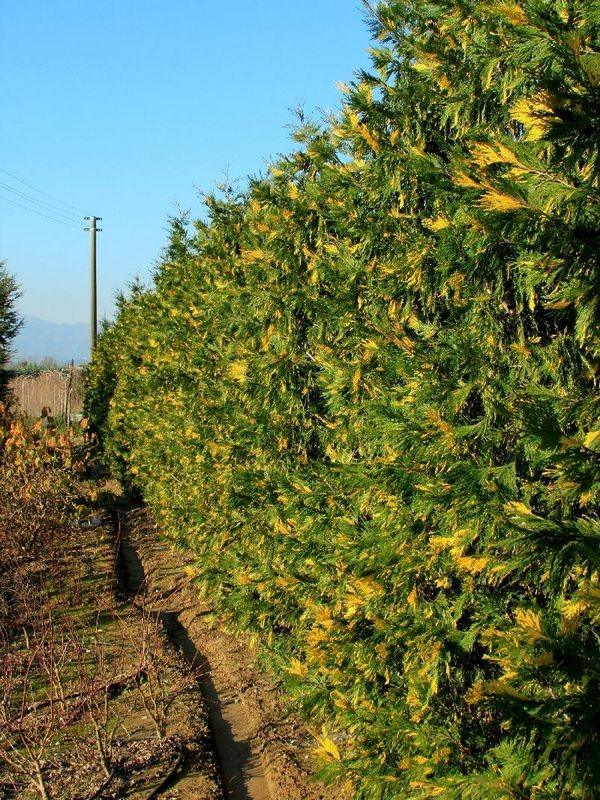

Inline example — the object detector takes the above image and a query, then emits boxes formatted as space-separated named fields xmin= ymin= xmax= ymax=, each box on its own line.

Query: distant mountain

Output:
xmin=10 ymin=315 xmax=89 ymax=365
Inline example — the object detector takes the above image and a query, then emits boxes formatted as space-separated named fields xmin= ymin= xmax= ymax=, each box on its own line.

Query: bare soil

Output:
xmin=118 ymin=507 xmax=349 ymax=800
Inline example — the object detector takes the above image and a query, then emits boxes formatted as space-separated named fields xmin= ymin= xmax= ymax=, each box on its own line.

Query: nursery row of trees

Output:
xmin=86 ymin=2 xmax=600 ymax=798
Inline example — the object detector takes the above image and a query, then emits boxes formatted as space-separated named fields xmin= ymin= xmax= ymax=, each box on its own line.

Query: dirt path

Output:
xmin=117 ymin=507 xmax=347 ymax=800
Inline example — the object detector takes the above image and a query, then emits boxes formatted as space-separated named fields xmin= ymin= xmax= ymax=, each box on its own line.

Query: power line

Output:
xmin=0 ymin=179 xmax=81 ymax=222
xmin=0 ymin=180 xmax=81 ymax=224
xmin=0 ymin=166 xmax=84 ymax=215
xmin=0 ymin=193 xmax=84 ymax=229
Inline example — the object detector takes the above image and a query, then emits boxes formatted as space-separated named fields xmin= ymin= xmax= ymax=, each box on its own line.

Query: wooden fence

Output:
xmin=8 ymin=368 xmax=85 ymax=421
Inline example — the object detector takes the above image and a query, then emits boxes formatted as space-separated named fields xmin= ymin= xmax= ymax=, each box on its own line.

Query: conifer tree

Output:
xmin=0 ymin=261 xmax=21 ymax=399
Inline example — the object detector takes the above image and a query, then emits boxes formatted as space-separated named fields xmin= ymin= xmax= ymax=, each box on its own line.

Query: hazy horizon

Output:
xmin=10 ymin=314 xmax=89 ymax=364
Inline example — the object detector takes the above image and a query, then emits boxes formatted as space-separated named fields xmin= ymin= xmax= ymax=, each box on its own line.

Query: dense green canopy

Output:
xmin=0 ymin=261 xmax=21 ymax=398
xmin=87 ymin=2 xmax=600 ymax=797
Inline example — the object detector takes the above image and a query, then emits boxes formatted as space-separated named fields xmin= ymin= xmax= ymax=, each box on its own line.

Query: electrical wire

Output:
xmin=0 ymin=193 xmax=84 ymax=229
xmin=0 ymin=166 xmax=84 ymax=215
xmin=0 ymin=180 xmax=82 ymax=224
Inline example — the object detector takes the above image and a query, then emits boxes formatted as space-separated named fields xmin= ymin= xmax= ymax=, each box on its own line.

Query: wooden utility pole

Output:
xmin=86 ymin=216 xmax=102 ymax=354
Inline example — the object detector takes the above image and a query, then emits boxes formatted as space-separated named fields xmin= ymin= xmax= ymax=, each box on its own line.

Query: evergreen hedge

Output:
xmin=86 ymin=2 xmax=600 ymax=797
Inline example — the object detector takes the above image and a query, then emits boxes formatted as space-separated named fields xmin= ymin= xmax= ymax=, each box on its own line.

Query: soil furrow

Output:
xmin=116 ymin=511 xmax=275 ymax=800
xmin=116 ymin=507 xmax=346 ymax=800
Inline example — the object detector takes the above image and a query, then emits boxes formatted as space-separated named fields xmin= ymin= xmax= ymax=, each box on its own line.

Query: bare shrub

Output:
xmin=126 ymin=598 xmax=202 ymax=741
xmin=0 ymin=621 xmax=76 ymax=800
xmin=0 ymin=407 xmax=86 ymax=638
xmin=75 ymin=622 xmax=133 ymax=780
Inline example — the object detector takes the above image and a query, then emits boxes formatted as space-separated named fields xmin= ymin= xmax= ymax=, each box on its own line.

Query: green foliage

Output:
xmin=86 ymin=2 xmax=600 ymax=797
xmin=0 ymin=261 xmax=22 ymax=398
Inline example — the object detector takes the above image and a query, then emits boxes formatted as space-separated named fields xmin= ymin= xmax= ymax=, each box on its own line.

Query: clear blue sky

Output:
xmin=0 ymin=1 xmax=372 ymax=324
